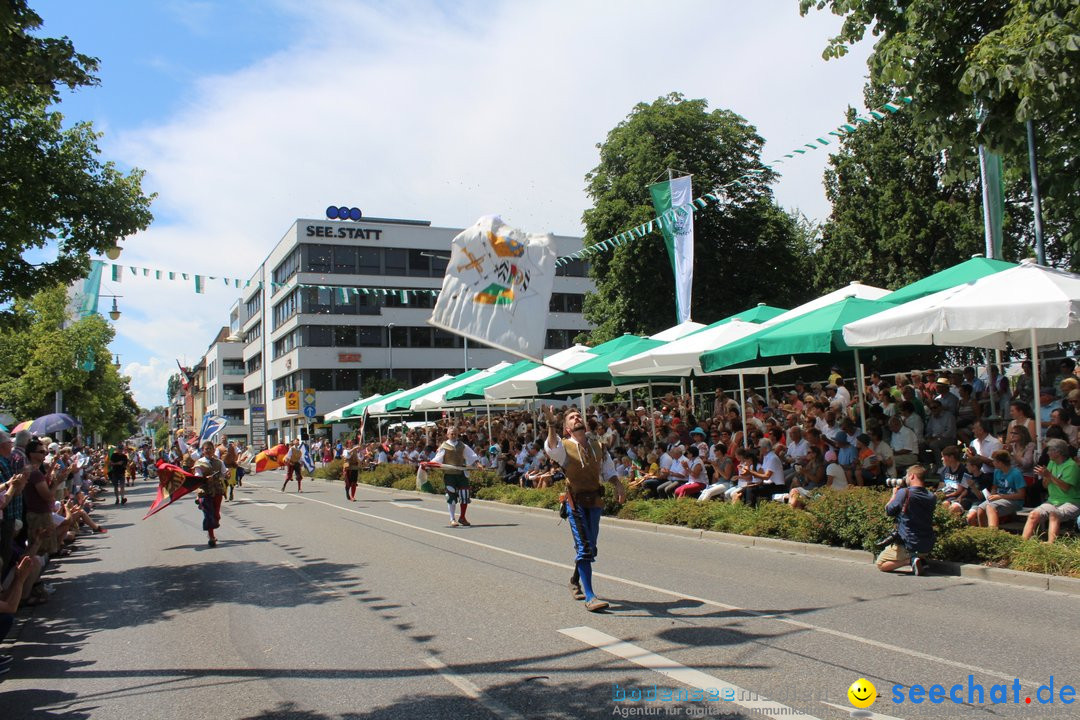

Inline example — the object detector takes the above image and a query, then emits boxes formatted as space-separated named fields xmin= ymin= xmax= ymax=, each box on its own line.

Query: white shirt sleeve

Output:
xmin=545 ymin=436 xmax=567 ymax=467
xmin=601 ymin=450 xmax=617 ymax=482
xmin=462 ymin=444 xmax=480 ymax=466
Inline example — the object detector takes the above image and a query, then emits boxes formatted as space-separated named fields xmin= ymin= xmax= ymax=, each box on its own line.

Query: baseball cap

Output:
xmin=834 ymin=432 xmax=850 ymax=445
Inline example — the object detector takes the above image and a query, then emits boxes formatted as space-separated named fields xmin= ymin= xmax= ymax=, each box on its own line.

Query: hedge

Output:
xmin=311 ymin=463 xmax=1080 ymax=578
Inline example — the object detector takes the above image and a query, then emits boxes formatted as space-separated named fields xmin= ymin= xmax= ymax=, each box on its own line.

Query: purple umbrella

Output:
xmin=29 ymin=413 xmax=81 ymax=436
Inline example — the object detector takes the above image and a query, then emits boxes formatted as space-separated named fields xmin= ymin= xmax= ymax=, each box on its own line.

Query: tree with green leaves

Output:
xmin=0 ymin=285 xmax=138 ymax=442
xmin=801 ymin=0 xmax=1080 ymax=264
xmin=581 ymin=93 xmax=816 ymax=342
xmin=0 ymin=0 xmax=154 ymax=309
xmin=813 ymin=84 xmax=1035 ymax=291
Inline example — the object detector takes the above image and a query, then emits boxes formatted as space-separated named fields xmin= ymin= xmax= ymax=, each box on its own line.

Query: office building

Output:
xmin=239 ymin=215 xmax=592 ymax=447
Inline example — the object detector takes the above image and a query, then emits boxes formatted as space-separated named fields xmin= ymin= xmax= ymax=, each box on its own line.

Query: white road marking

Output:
xmin=273 ymin=485 xmax=1040 ymax=687
xmin=560 ymin=626 xmax=825 ymax=720
xmin=423 ymin=656 xmax=527 ymax=720
xmin=232 ymin=500 xmax=287 ymax=510
xmin=821 ymin=701 xmax=906 ymax=719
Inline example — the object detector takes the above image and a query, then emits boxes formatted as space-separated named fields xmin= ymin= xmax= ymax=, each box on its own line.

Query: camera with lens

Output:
xmin=875 ymin=530 xmax=902 ymax=549
xmin=885 ymin=477 xmax=907 ymax=488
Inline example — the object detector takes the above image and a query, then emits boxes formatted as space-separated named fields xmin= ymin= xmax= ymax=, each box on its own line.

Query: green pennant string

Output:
xmin=111 ymin=264 xmax=121 ymax=282
xmin=194 ymin=275 xmax=204 ymax=294
xmin=168 ymin=272 xmax=175 ymax=280
xmin=129 ymin=266 xmax=138 ymax=277
xmin=339 ymin=287 xmax=349 ymax=303
xmin=182 ymin=273 xmax=189 ymax=281
xmin=142 ymin=268 xmax=149 ymax=276
xmin=155 ymin=270 xmax=162 ymax=280
xmin=400 ymin=291 xmax=408 ymax=304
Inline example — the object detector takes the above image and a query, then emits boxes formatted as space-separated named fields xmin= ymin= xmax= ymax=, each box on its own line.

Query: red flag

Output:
xmin=254 ymin=443 xmax=288 ymax=473
xmin=143 ymin=460 xmax=202 ymax=520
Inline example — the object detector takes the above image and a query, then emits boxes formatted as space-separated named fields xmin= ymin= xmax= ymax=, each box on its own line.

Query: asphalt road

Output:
xmin=2 ymin=468 xmax=1079 ymax=720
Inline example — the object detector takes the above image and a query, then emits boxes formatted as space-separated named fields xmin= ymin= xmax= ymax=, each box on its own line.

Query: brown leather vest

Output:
xmin=439 ymin=441 xmax=466 ymax=467
xmin=561 ymin=437 xmax=604 ymax=508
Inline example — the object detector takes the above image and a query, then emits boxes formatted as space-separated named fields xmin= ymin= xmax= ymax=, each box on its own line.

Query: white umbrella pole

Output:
xmin=486 ymin=402 xmax=491 ymax=446
xmin=764 ymin=372 xmax=770 ymax=407
xmin=854 ymin=349 xmax=867 ymax=433
xmin=424 ymin=411 xmax=430 ymax=445
xmin=580 ymin=392 xmax=586 ymax=415
xmin=1031 ymin=330 xmax=1043 ymax=453
xmin=738 ymin=371 xmax=748 ymax=449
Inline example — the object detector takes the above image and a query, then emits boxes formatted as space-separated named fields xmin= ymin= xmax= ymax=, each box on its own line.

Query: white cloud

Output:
xmin=122 ymin=356 xmax=177 ymax=409
xmin=99 ymin=0 xmax=873 ymax=404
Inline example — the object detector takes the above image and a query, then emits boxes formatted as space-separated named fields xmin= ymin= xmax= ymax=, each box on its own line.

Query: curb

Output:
xmin=308 ymin=470 xmax=1080 ymax=596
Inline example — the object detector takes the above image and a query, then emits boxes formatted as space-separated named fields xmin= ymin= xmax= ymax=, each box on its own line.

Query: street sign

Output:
xmin=285 ymin=391 xmax=300 ymax=413
xmin=302 ymin=387 xmax=316 ymax=419
xmin=250 ymin=405 xmax=266 ymax=451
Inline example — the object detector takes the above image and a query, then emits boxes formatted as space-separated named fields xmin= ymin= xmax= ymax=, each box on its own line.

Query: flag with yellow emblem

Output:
xmin=428 ymin=215 xmax=556 ymax=361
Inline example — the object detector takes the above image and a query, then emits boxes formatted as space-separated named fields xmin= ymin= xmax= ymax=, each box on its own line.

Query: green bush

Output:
xmin=1009 ymin=539 xmax=1080 ymax=577
xmin=475 ymin=484 xmax=562 ymax=510
xmin=804 ymin=488 xmax=896 ymax=552
xmin=313 ymin=459 xmax=345 ymax=480
xmin=934 ymin=527 xmax=1023 ymax=565
xmin=748 ymin=501 xmax=820 ymax=543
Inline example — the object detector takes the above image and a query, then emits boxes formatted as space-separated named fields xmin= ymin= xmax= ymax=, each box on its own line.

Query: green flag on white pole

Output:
xmin=649 ymin=175 xmax=695 ymax=323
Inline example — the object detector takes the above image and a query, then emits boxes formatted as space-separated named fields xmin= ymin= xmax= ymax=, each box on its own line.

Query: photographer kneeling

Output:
xmin=875 ymin=465 xmax=936 ymax=576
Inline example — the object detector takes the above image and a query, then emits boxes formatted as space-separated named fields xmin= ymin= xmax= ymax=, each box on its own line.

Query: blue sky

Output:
xmin=31 ymin=1 xmax=872 ymax=408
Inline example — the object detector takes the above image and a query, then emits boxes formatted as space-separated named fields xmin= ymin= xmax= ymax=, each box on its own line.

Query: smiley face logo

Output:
xmin=847 ymin=678 xmax=877 ymax=709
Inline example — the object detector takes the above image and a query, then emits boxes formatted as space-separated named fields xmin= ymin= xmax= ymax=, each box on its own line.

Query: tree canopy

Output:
xmin=0 ymin=285 xmax=139 ymax=442
xmin=801 ymin=0 xmax=1080 ymax=264
xmin=0 ymin=0 xmax=154 ymax=308
xmin=581 ymin=93 xmax=816 ymax=342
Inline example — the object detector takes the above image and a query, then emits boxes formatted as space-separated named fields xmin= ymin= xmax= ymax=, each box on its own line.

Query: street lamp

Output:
xmin=100 ymin=294 xmax=123 ymax=321
xmin=105 ymin=244 xmax=122 ymax=260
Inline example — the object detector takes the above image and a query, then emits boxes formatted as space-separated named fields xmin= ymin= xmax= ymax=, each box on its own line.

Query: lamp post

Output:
xmin=100 ymin=294 xmax=123 ymax=320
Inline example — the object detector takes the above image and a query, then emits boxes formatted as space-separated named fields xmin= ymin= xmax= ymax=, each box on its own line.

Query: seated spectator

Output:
xmin=726 ymin=447 xmax=758 ymax=504
xmin=888 ymin=415 xmax=919 ymax=476
xmin=741 ymin=439 xmax=786 ymax=507
xmin=924 ymin=399 xmax=958 ymax=458
xmin=939 ymin=446 xmax=975 ymax=516
xmin=855 ymin=433 xmax=882 ymax=486
xmin=964 ymin=419 xmax=1001 ymax=487
xmin=787 ymin=445 xmax=826 ymax=509
xmin=1007 ymin=400 xmax=1038 ymax=442
xmin=967 ymin=449 xmax=1025 ymax=528
xmin=656 ymin=446 xmax=691 ymax=498
xmin=956 ymin=383 xmax=981 ymax=429
xmin=673 ymin=446 xmax=707 ymax=498
xmin=1024 ymin=439 xmax=1080 ymax=543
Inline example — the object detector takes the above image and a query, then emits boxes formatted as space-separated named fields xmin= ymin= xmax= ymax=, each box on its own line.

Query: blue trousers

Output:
xmin=568 ymin=504 xmax=602 ymax=563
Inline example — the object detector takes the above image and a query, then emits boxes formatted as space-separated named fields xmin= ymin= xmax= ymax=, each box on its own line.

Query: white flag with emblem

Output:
xmin=428 ymin=215 xmax=556 ymax=362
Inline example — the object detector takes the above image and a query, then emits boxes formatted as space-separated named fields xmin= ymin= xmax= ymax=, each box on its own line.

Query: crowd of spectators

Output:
xmin=331 ymin=360 xmax=1080 ymax=547
xmin=0 ymin=430 xmax=133 ymax=678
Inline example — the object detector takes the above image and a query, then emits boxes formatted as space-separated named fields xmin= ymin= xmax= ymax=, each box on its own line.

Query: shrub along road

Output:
xmin=4 ymin=470 xmax=1079 ymax=719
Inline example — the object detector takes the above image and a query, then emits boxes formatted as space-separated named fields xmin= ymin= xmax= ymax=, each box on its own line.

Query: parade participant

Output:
xmin=341 ymin=441 xmax=360 ymax=501
xmin=281 ymin=438 xmax=304 ymax=493
xmin=431 ymin=425 xmax=482 ymax=527
xmin=193 ymin=441 xmax=227 ymax=547
xmin=223 ymin=442 xmax=238 ymax=501
xmin=107 ymin=445 xmax=128 ymax=505
xmin=544 ymin=405 xmax=625 ymax=613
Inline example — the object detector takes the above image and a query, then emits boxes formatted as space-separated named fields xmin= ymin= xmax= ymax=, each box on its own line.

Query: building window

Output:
xmin=357 ymin=327 xmax=382 ymax=347
xmin=307 ymin=369 xmax=334 ymax=391
xmin=306 ymin=326 xmax=333 ymax=347
xmin=272 ymin=248 xmax=301 ymax=291
xmin=223 ymin=409 xmax=245 ymax=423
xmin=409 ymin=326 xmax=433 ymax=348
xmin=384 ymin=248 xmax=407 ymax=275
xmin=334 ymin=326 xmax=358 ymax=347
xmin=389 ymin=325 xmax=408 ymax=348
xmin=245 ymin=322 xmax=262 ymax=344
xmin=273 ymin=371 xmax=300 ymax=399
xmin=549 ymin=293 xmax=585 ymax=313
xmin=247 ymin=388 xmax=264 ymax=405
xmin=303 ymin=287 xmax=333 ymax=315
xmin=272 ymin=329 xmax=299 ymax=359
xmin=546 ymin=329 xmax=573 ymax=349
xmin=555 ymin=258 xmax=588 ymax=277
xmin=245 ymin=293 xmax=262 ymax=318
xmin=272 ymin=289 xmax=299 ymax=329
xmin=408 ymin=249 xmax=430 ymax=277
xmin=304 ymin=244 xmax=333 ymax=273
xmin=245 ymin=353 xmax=262 ymax=375
xmin=357 ymin=248 xmax=381 ymax=274
xmin=433 ymin=329 xmax=460 ymax=348
xmin=333 ymin=246 xmax=357 ymax=274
